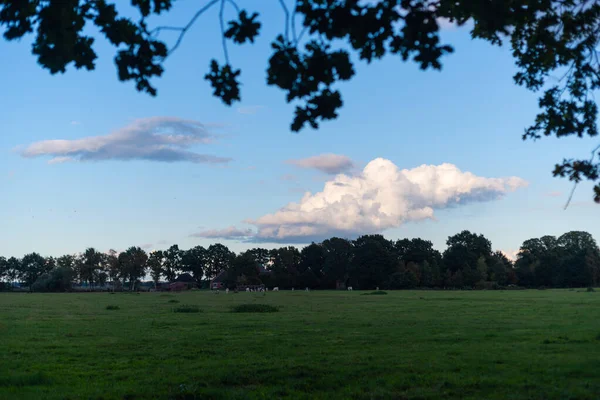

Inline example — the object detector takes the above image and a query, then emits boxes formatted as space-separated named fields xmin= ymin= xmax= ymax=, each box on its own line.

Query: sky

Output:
xmin=1 ymin=1 xmax=598 ymax=259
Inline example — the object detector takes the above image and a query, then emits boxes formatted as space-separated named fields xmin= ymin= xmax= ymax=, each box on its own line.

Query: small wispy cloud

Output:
xmin=286 ymin=153 xmax=355 ymax=175
xmin=21 ymin=117 xmax=232 ymax=165
xmin=140 ymin=243 xmax=154 ymax=250
xmin=48 ymin=156 xmax=75 ymax=165
xmin=70 ymin=121 xmax=81 ymax=126
xmin=191 ymin=226 xmax=255 ymax=240
xmin=156 ymin=239 xmax=170 ymax=245
xmin=237 ymin=105 xmax=265 ymax=115
xmin=7 ymin=170 xmax=14 ymax=178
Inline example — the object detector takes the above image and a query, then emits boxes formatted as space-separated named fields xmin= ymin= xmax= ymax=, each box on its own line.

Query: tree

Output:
xmin=515 ymin=231 xmax=600 ymax=288
xmin=5 ymin=257 xmax=21 ymax=287
xmin=57 ymin=254 xmax=76 ymax=270
xmin=299 ymin=243 xmax=326 ymax=287
xmin=322 ymin=237 xmax=353 ymax=289
xmin=181 ymin=246 xmax=207 ymax=287
xmin=0 ymin=256 xmax=6 ymax=283
xmin=105 ymin=249 xmax=121 ymax=290
xmin=163 ymin=245 xmax=182 ymax=282
xmin=351 ymin=235 xmax=396 ymax=289
xmin=147 ymin=250 xmax=165 ymax=288
xmin=3 ymin=1 xmax=600 ymax=199
xmin=20 ymin=253 xmax=49 ymax=288
xmin=269 ymin=246 xmax=302 ymax=288
xmin=443 ymin=230 xmax=493 ymax=287
xmin=396 ymin=238 xmax=442 ymax=287
xmin=489 ymin=251 xmax=511 ymax=286
xmin=556 ymin=231 xmax=600 ymax=287
xmin=229 ymin=251 xmax=261 ymax=286
xmin=118 ymin=247 xmax=148 ymax=291
xmin=205 ymin=244 xmax=235 ymax=280
xmin=81 ymin=248 xmax=104 ymax=289
xmin=246 ymin=248 xmax=271 ymax=268
xmin=387 ymin=269 xmax=418 ymax=290
xmin=31 ymin=267 xmax=75 ymax=292
xmin=445 ymin=231 xmax=492 ymax=263
xmin=476 ymin=256 xmax=488 ymax=283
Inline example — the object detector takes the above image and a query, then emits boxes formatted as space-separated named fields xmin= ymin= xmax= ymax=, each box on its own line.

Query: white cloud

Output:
xmin=21 ymin=117 xmax=231 ymax=165
xmin=70 ymin=121 xmax=81 ymax=126
xmin=140 ymin=243 xmax=154 ymax=250
xmin=243 ymin=158 xmax=528 ymax=242
xmin=286 ymin=153 xmax=355 ymax=174
xmin=500 ymin=249 xmax=519 ymax=261
xmin=191 ymin=226 xmax=255 ymax=240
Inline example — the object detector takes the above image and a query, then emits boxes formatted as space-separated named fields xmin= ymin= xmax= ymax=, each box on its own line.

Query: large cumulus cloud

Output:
xmin=195 ymin=158 xmax=528 ymax=243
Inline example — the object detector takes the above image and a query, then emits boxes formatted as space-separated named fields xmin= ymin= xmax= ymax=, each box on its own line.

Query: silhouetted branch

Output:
xmin=220 ymin=0 xmax=230 ymax=64
xmin=151 ymin=26 xmax=184 ymax=35
xmin=297 ymin=25 xmax=308 ymax=44
xmin=564 ymin=143 xmax=600 ymax=209
xmin=226 ymin=0 xmax=240 ymax=13
xmin=291 ymin=0 xmax=298 ymax=44
xmin=152 ymin=0 xmax=220 ymax=57
xmin=279 ymin=0 xmax=290 ymax=42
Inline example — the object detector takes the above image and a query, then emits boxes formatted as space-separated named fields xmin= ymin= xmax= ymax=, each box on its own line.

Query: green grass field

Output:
xmin=1 ymin=290 xmax=600 ymax=399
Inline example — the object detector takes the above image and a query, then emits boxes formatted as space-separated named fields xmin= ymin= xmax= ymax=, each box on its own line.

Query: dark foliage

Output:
xmin=1 ymin=230 xmax=599 ymax=292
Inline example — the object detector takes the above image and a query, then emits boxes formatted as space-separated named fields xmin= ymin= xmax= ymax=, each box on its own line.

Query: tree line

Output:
xmin=0 ymin=230 xmax=599 ymax=292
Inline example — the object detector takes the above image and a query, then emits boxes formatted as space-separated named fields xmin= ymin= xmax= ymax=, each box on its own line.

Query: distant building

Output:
xmin=168 ymin=282 xmax=188 ymax=291
xmin=210 ymin=271 xmax=228 ymax=290
xmin=174 ymin=273 xmax=195 ymax=284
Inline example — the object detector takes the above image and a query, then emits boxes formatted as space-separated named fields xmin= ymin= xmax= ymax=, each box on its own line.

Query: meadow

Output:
xmin=1 ymin=290 xmax=600 ymax=399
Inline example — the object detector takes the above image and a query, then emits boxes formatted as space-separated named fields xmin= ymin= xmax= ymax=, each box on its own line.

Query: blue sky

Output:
xmin=1 ymin=1 xmax=598 ymax=259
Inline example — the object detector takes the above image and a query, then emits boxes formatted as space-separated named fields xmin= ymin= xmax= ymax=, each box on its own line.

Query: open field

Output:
xmin=1 ymin=290 xmax=600 ymax=399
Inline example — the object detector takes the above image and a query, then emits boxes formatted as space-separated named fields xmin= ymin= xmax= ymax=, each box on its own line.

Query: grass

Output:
xmin=231 ymin=303 xmax=279 ymax=313
xmin=361 ymin=290 xmax=388 ymax=295
xmin=173 ymin=304 xmax=200 ymax=313
xmin=1 ymin=290 xmax=600 ymax=399
xmin=105 ymin=305 xmax=120 ymax=310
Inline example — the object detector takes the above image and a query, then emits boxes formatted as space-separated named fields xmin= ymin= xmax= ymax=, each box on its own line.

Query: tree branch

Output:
xmin=564 ymin=143 xmax=600 ymax=209
xmin=226 ymin=0 xmax=240 ymax=14
xmin=152 ymin=0 xmax=220 ymax=57
xmin=220 ymin=0 xmax=230 ymax=65
xmin=291 ymin=0 xmax=298 ymax=44
xmin=151 ymin=26 xmax=185 ymax=35
xmin=297 ymin=25 xmax=308 ymax=44
xmin=278 ymin=0 xmax=290 ymax=42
